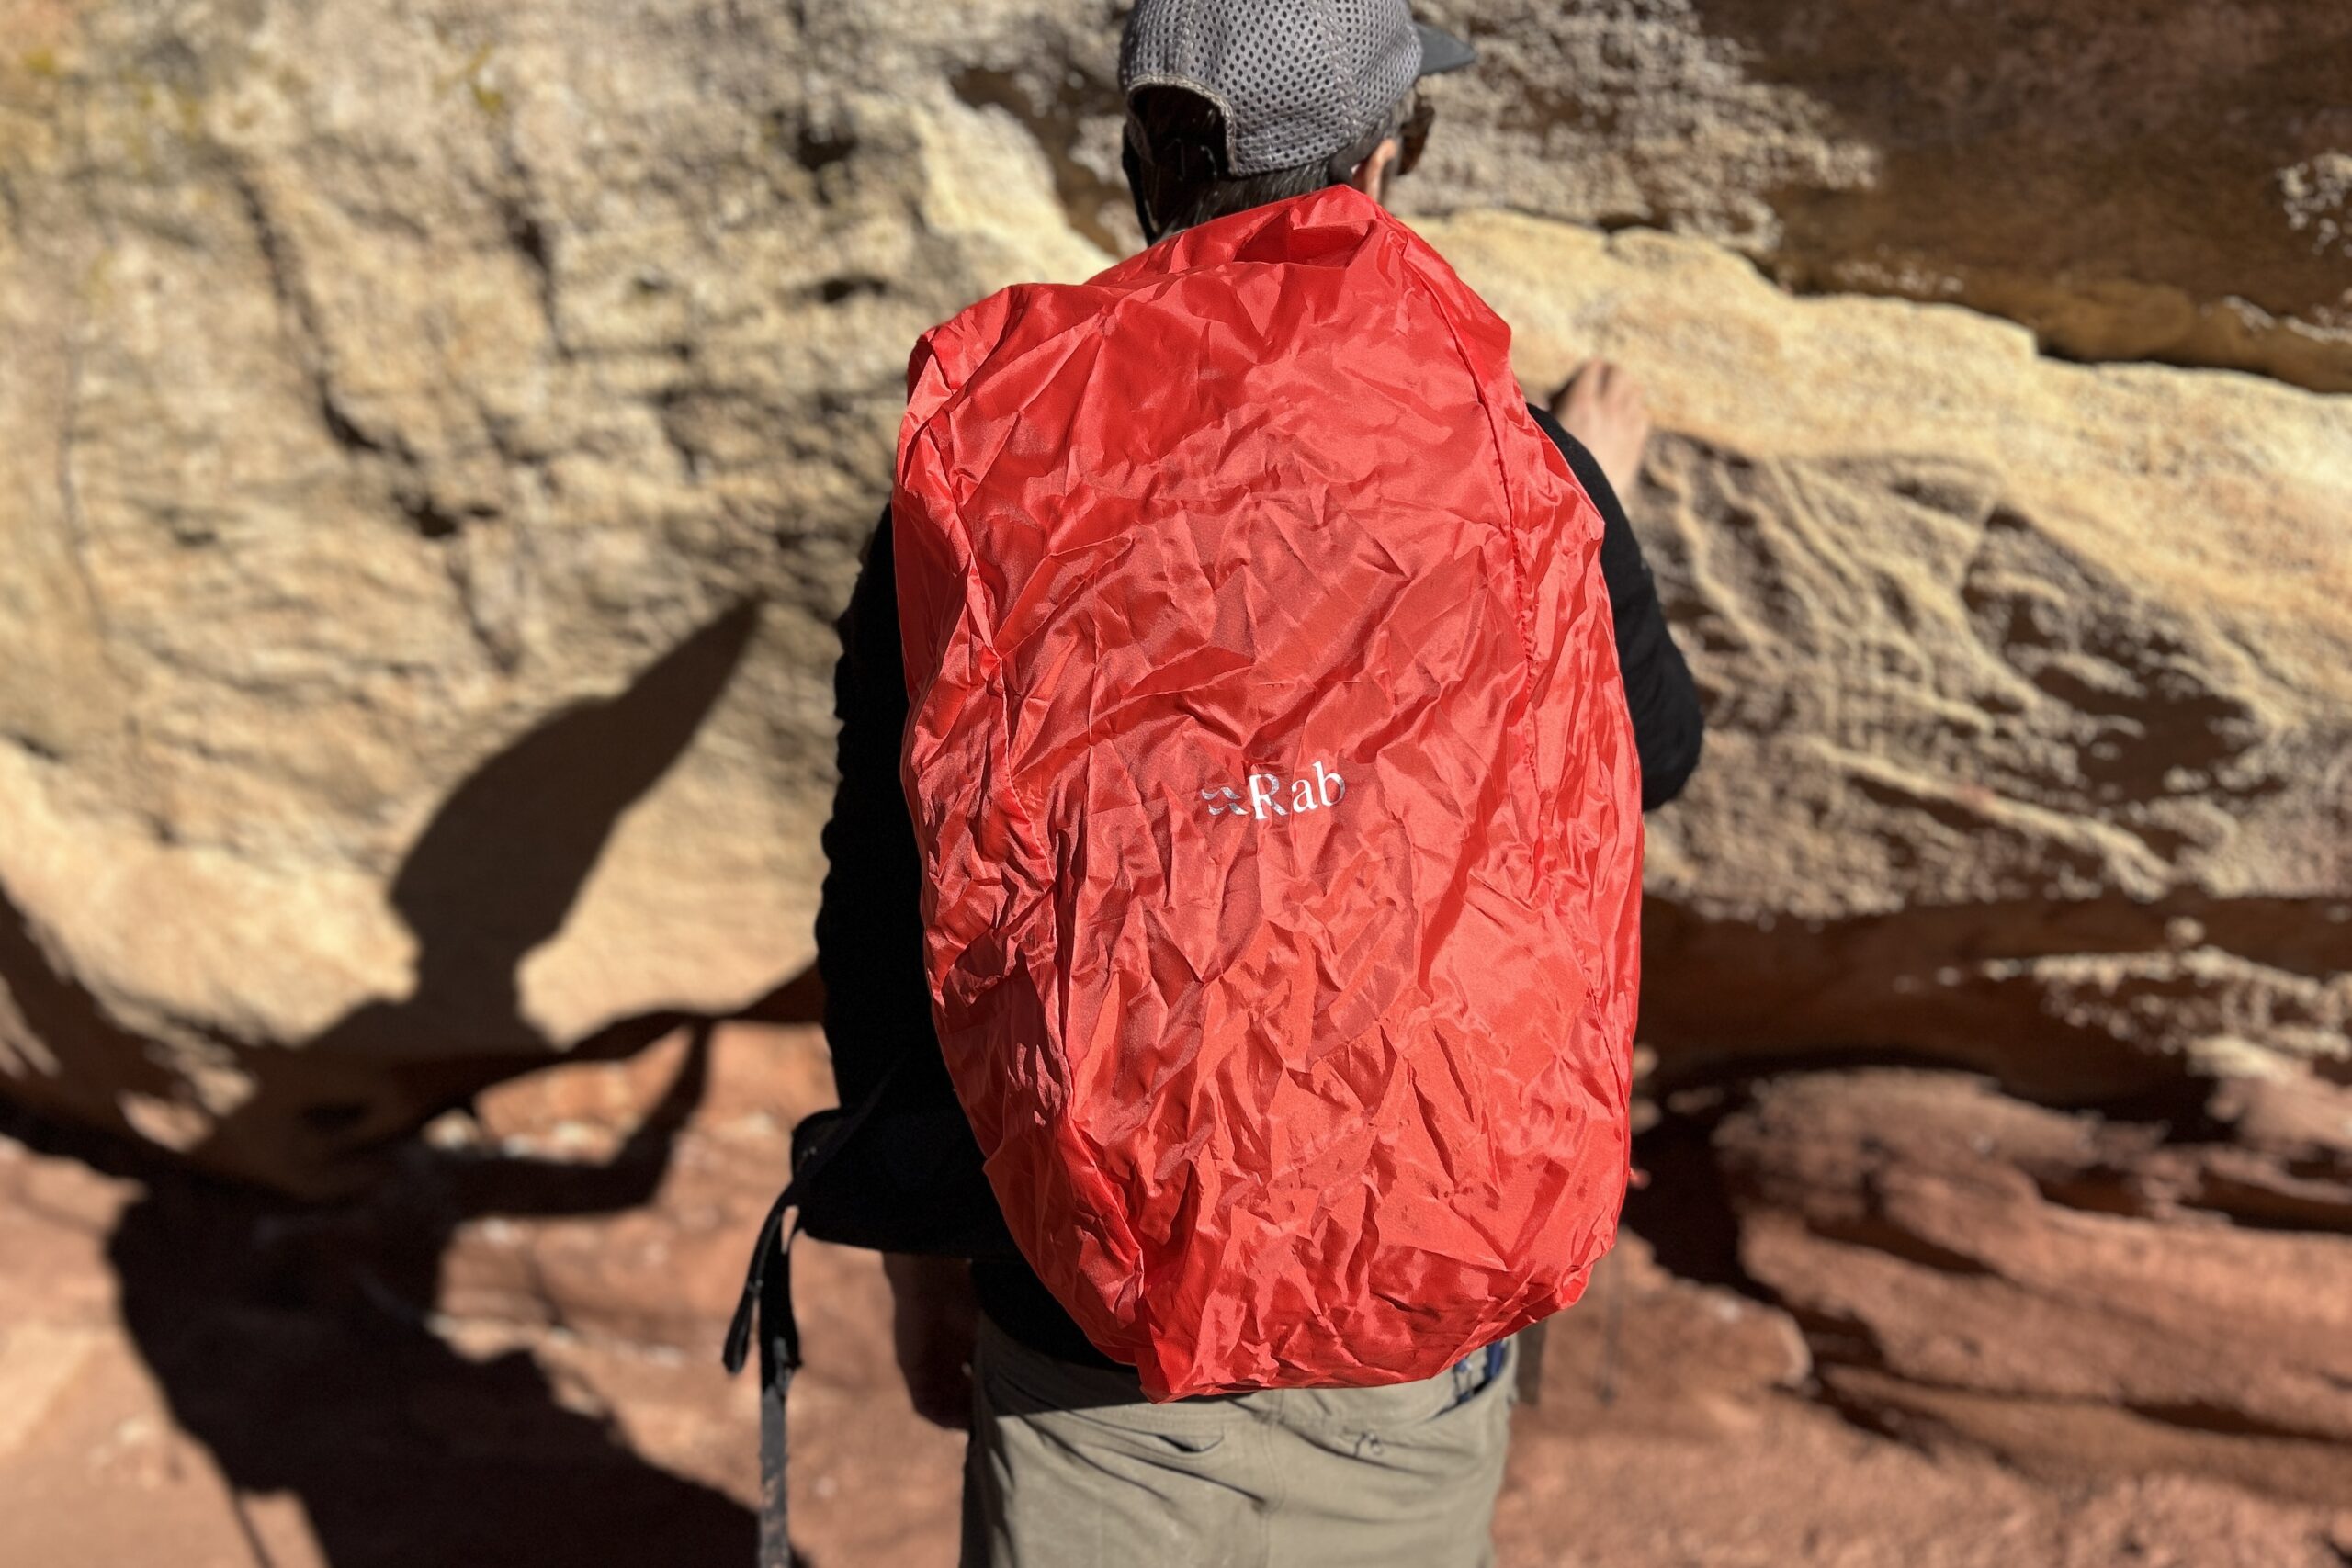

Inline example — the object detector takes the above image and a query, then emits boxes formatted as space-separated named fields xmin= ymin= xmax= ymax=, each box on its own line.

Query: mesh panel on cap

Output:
xmin=1121 ymin=0 xmax=1423 ymax=176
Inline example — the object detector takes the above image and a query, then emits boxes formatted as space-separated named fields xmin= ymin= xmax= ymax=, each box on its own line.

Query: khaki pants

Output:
xmin=962 ymin=1317 xmax=1518 ymax=1568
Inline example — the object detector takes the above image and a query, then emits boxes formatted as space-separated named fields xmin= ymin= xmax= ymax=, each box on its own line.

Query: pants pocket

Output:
xmin=1286 ymin=1337 xmax=1518 ymax=1475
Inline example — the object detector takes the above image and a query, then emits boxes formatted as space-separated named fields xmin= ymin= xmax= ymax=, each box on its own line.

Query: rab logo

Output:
xmin=1201 ymin=761 xmax=1346 ymax=821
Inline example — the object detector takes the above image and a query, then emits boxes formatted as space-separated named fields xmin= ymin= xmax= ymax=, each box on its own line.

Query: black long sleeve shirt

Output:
xmin=816 ymin=404 xmax=1703 ymax=1367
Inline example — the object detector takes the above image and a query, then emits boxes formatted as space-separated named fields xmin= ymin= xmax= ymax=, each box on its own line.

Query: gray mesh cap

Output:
xmin=1120 ymin=1 xmax=1477 ymax=177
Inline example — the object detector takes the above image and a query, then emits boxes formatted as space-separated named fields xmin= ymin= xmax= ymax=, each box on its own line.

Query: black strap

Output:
xmin=756 ymin=1236 xmax=798 ymax=1568
xmin=721 ymin=1066 xmax=904 ymax=1568
xmin=721 ymin=1066 xmax=898 ymax=1374
xmin=721 ymin=1183 xmax=800 ymax=1378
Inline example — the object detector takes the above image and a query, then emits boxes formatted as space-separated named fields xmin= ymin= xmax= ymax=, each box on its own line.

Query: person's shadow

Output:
xmin=100 ymin=601 xmax=786 ymax=1567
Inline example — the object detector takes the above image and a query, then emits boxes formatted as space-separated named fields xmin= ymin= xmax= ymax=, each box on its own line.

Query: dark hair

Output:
xmin=1121 ymin=85 xmax=1404 ymax=243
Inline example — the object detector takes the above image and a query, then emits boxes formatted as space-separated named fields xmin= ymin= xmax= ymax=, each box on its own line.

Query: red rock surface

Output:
xmin=3 ymin=1023 xmax=2348 ymax=1566
xmin=1714 ymin=1069 xmax=2352 ymax=1507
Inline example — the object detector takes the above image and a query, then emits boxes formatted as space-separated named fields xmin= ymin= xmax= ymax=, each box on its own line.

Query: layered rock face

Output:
xmin=1428 ymin=215 xmax=2352 ymax=1103
xmin=762 ymin=0 xmax=2352 ymax=389
xmin=4 ymin=0 xmax=2349 ymax=1551
xmin=9 ymin=1029 xmax=2349 ymax=1568
xmin=0 ymin=0 xmax=1108 ymax=1190
xmin=1422 ymin=215 xmax=2351 ymax=1494
xmin=1413 ymin=0 xmax=2352 ymax=392
xmin=1681 ymin=1068 xmax=2352 ymax=1507
xmin=1 ymin=0 xmax=2347 ymax=1386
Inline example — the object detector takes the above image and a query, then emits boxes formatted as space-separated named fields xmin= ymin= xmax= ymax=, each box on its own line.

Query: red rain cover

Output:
xmin=890 ymin=185 xmax=1643 ymax=1401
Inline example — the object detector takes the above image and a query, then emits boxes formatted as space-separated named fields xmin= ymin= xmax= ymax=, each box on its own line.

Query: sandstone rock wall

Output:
xmin=1708 ymin=1068 xmax=2352 ymax=1506
xmin=1411 ymin=0 xmax=2352 ymax=392
xmin=1426 ymin=214 xmax=2352 ymax=1101
xmin=782 ymin=0 xmax=2352 ymax=389
xmin=0 ymin=0 xmax=1113 ymax=1189
xmin=1 ymin=0 xmax=2346 ymax=1198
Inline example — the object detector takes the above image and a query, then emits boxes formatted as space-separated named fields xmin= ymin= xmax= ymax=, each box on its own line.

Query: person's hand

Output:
xmin=1547 ymin=359 xmax=1653 ymax=500
xmin=882 ymin=1253 xmax=978 ymax=1431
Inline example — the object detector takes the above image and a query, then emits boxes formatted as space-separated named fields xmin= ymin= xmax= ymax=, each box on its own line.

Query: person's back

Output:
xmin=814 ymin=4 xmax=1705 ymax=1562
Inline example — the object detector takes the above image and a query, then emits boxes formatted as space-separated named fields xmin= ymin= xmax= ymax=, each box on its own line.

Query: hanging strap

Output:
xmin=753 ymin=1229 xmax=799 ymax=1568
xmin=722 ymin=1066 xmax=903 ymax=1568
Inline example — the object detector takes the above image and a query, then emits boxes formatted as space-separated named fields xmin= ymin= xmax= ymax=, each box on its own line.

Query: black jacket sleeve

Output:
xmin=813 ymin=510 xmax=959 ymax=1118
xmin=1527 ymin=402 xmax=1706 ymax=809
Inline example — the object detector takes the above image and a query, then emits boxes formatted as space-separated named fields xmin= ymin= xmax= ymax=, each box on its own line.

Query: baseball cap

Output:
xmin=1120 ymin=1 xmax=1478 ymax=178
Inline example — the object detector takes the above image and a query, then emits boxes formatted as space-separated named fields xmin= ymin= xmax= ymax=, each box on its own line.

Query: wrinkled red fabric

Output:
xmin=890 ymin=185 xmax=1643 ymax=1402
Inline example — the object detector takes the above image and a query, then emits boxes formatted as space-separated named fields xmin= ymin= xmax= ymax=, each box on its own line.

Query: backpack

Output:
xmin=885 ymin=183 xmax=1644 ymax=1400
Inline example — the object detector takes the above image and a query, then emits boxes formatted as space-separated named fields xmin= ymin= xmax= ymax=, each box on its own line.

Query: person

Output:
xmin=814 ymin=4 xmax=1704 ymax=1563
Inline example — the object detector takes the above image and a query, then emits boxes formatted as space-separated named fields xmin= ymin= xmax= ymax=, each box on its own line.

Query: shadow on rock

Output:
xmin=102 ymin=598 xmax=781 ymax=1564
xmin=107 ymin=1026 xmax=758 ymax=1566
xmin=241 ymin=597 xmax=769 ymax=1194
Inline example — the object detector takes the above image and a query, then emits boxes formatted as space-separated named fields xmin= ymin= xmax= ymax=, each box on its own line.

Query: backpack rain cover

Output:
xmin=890 ymin=185 xmax=1643 ymax=1401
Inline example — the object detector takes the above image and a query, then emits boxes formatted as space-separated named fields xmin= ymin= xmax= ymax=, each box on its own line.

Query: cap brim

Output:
xmin=1414 ymin=22 xmax=1477 ymax=76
